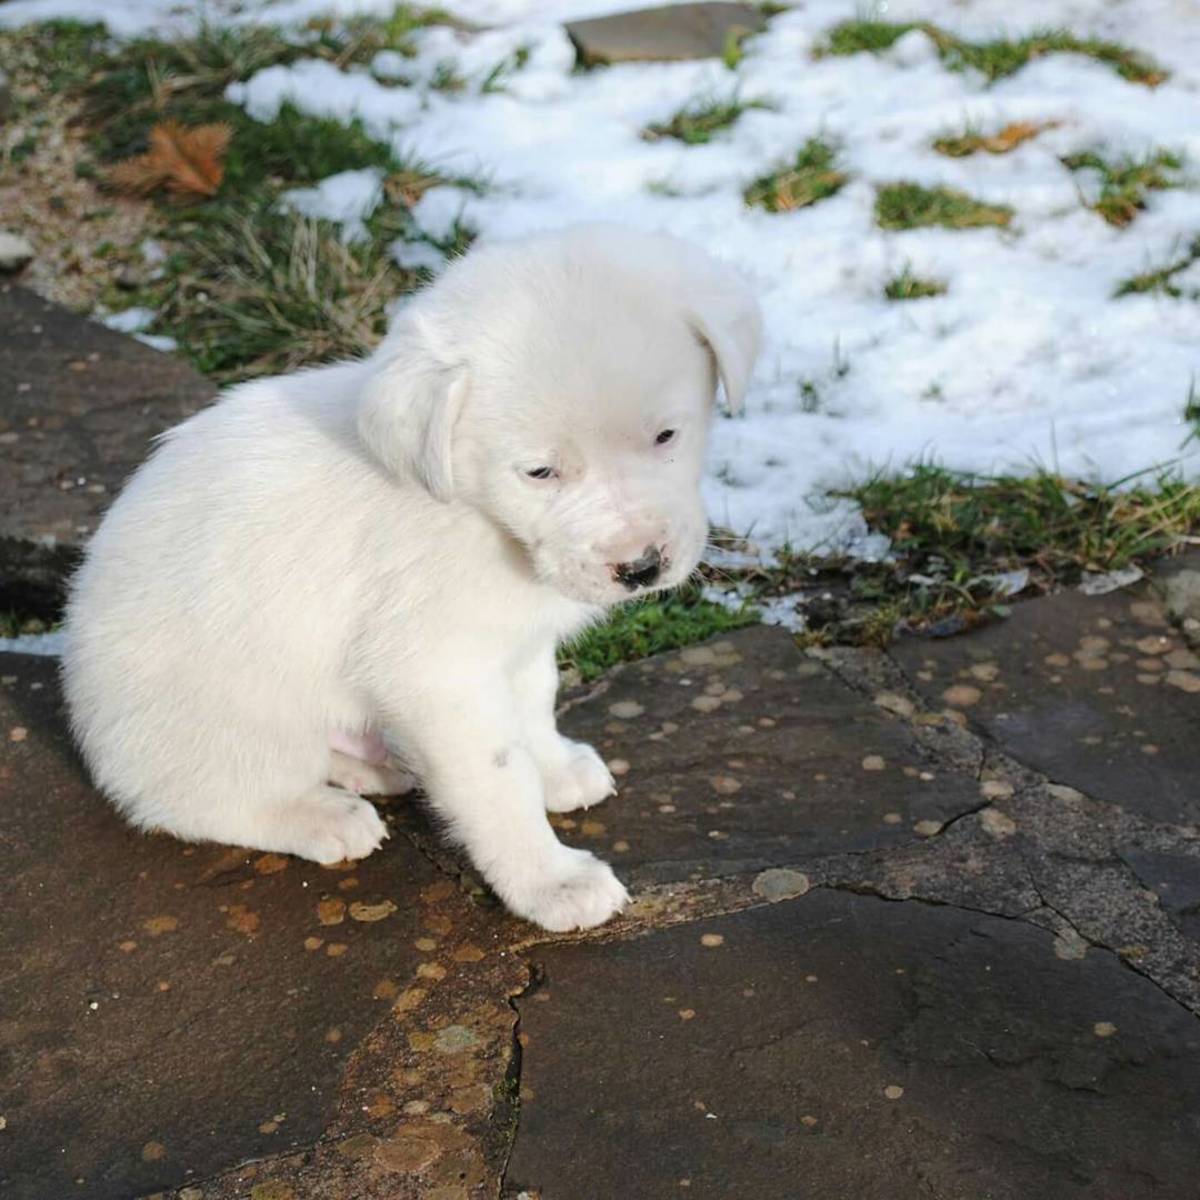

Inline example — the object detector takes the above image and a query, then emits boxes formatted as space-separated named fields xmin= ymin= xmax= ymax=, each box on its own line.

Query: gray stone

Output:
xmin=509 ymin=890 xmax=1200 ymax=1199
xmin=565 ymin=3 xmax=767 ymax=66
xmin=0 ymin=231 xmax=34 ymax=272
xmin=0 ymin=654 xmax=446 ymax=1200
xmin=1121 ymin=846 xmax=1200 ymax=942
xmin=1158 ymin=557 xmax=1200 ymax=626
xmin=555 ymin=626 xmax=986 ymax=885
xmin=0 ymin=285 xmax=214 ymax=612
xmin=891 ymin=584 xmax=1200 ymax=825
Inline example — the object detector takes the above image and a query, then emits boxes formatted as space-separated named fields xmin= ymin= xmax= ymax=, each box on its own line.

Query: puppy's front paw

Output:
xmin=502 ymin=846 xmax=628 ymax=931
xmin=286 ymin=787 xmax=389 ymax=864
xmin=543 ymin=740 xmax=616 ymax=813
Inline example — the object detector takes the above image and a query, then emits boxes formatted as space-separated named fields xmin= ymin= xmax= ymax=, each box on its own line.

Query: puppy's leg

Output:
xmin=328 ymin=750 xmax=417 ymax=797
xmin=394 ymin=679 xmax=627 ymax=930
xmin=512 ymin=646 xmax=615 ymax=814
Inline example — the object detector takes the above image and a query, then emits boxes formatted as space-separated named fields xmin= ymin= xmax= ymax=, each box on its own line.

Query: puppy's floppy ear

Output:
xmin=682 ymin=260 xmax=762 ymax=416
xmin=357 ymin=317 xmax=467 ymax=502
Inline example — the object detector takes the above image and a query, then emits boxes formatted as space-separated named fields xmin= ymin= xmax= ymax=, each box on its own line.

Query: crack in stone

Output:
xmin=496 ymin=961 xmax=540 ymax=1200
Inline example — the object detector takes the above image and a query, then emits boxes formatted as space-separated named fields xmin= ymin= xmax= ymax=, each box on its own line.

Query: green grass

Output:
xmin=1062 ymin=148 xmax=1182 ymax=227
xmin=560 ymin=586 xmax=759 ymax=681
xmin=148 ymin=199 xmax=418 ymax=381
xmin=821 ymin=19 xmax=1167 ymax=86
xmin=0 ymin=612 xmax=55 ymax=638
xmin=744 ymin=138 xmax=846 ymax=212
xmin=875 ymin=182 xmax=1012 ymax=230
xmin=884 ymin=266 xmax=947 ymax=300
xmin=1115 ymin=234 xmax=1200 ymax=298
xmin=850 ymin=465 xmax=1200 ymax=587
xmin=643 ymin=94 xmax=770 ymax=145
xmin=480 ymin=44 xmax=531 ymax=94
xmin=739 ymin=466 xmax=1200 ymax=646
xmin=1184 ymin=379 xmax=1200 ymax=447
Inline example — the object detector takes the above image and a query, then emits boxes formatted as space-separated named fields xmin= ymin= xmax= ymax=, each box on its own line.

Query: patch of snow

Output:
xmin=391 ymin=239 xmax=447 ymax=273
xmin=280 ymin=166 xmax=386 ymax=242
xmin=409 ymin=185 xmax=480 ymax=242
xmin=134 ymin=333 xmax=178 ymax=352
xmin=0 ymin=631 xmax=66 ymax=657
xmin=1078 ymin=564 xmax=1145 ymax=594
xmin=100 ymin=307 xmax=155 ymax=334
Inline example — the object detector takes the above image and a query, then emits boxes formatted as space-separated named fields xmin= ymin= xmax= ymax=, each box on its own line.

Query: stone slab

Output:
xmin=507 ymin=890 xmax=1200 ymax=1200
xmin=565 ymin=3 xmax=766 ymax=65
xmin=0 ymin=654 xmax=449 ymax=1200
xmin=0 ymin=285 xmax=214 ymax=612
xmin=555 ymin=626 xmax=985 ymax=884
xmin=890 ymin=585 xmax=1200 ymax=825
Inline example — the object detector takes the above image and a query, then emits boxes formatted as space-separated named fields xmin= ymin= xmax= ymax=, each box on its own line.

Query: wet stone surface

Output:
xmin=565 ymin=2 xmax=767 ymax=65
xmin=0 ymin=285 xmax=214 ymax=610
xmin=0 ymin=654 xmax=499 ymax=1200
xmin=554 ymin=626 xmax=984 ymax=884
xmin=890 ymin=584 xmax=1200 ymax=825
xmin=508 ymin=890 xmax=1200 ymax=1200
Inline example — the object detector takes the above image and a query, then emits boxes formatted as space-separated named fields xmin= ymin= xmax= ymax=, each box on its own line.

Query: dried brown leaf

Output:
xmin=109 ymin=120 xmax=232 ymax=201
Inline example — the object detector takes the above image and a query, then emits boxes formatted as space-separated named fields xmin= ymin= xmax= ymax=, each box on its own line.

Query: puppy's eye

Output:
xmin=655 ymin=429 xmax=676 ymax=446
xmin=525 ymin=466 xmax=558 ymax=481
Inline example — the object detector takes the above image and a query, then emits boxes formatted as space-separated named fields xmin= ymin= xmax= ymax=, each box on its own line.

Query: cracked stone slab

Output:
xmin=890 ymin=584 xmax=1200 ymax=825
xmin=0 ymin=653 xmax=516 ymax=1200
xmin=0 ymin=285 xmax=214 ymax=611
xmin=554 ymin=626 xmax=986 ymax=884
xmin=565 ymin=3 xmax=767 ymax=65
xmin=507 ymin=889 xmax=1200 ymax=1200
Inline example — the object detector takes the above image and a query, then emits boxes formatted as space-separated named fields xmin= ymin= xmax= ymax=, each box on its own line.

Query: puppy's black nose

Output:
xmin=613 ymin=546 xmax=662 ymax=591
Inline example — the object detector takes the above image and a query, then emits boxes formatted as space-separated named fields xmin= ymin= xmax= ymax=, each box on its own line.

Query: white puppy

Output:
xmin=61 ymin=224 xmax=761 ymax=931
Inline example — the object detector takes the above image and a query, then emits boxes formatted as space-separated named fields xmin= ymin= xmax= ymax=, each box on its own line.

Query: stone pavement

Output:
xmin=3 ymin=560 xmax=1200 ymax=1200
xmin=0 ymin=285 xmax=213 ymax=613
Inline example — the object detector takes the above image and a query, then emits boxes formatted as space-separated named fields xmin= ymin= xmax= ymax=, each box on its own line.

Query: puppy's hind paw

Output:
xmin=502 ymin=847 xmax=628 ymax=931
xmin=283 ymin=786 xmax=389 ymax=864
xmin=328 ymin=751 xmax=417 ymax=797
xmin=543 ymin=740 xmax=616 ymax=813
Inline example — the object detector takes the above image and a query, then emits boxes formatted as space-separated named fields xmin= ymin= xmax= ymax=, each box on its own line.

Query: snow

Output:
xmin=280 ymin=167 xmax=386 ymax=242
xmin=3 ymin=0 xmax=1199 ymax=553
xmin=0 ymin=631 xmax=66 ymax=657
xmin=99 ymin=307 xmax=155 ymax=333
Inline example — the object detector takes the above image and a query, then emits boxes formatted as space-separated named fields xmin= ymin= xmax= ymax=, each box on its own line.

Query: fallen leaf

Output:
xmin=109 ymin=120 xmax=231 ymax=201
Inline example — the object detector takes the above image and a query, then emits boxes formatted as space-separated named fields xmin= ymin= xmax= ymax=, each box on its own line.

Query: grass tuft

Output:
xmin=849 ymin=466 xmax=1200 ymax=585
xmin=933 ymin=120 xmax=1047 ymax=158
xmin=560 ymin=586 xmax=758 ymax=681
xmin=875 ymin=182 xmax=1012 ymax=230
xmin=744 ymin=137 xmax=845 ymax=212
xmin=1062 ymin=147 xmax=1182 ymax=227
xmin=884 ymin=266 xmax=947 ymax=300
xmin=643 ymin=93 xmax=770 ymax=145
xmin=151 ymin=201 xmax=419 ymax=381
xmin=1115 ymin=234 xmax=1200 ymax=298
xmin=821 ymin=19 xmax=1167 ymax=86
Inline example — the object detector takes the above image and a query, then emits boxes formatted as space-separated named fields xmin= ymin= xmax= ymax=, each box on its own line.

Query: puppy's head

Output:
xmin=358 ymin=224 xmax=761 ymax=606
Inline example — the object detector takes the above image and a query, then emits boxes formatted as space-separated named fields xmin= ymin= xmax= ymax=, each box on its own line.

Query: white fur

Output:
xmin=60 ymin=224 xmax=761 ymax=931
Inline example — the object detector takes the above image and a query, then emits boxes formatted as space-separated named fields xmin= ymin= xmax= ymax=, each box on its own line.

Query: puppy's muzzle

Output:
xmin=612 ymin=545 xmax=663 ymax=591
